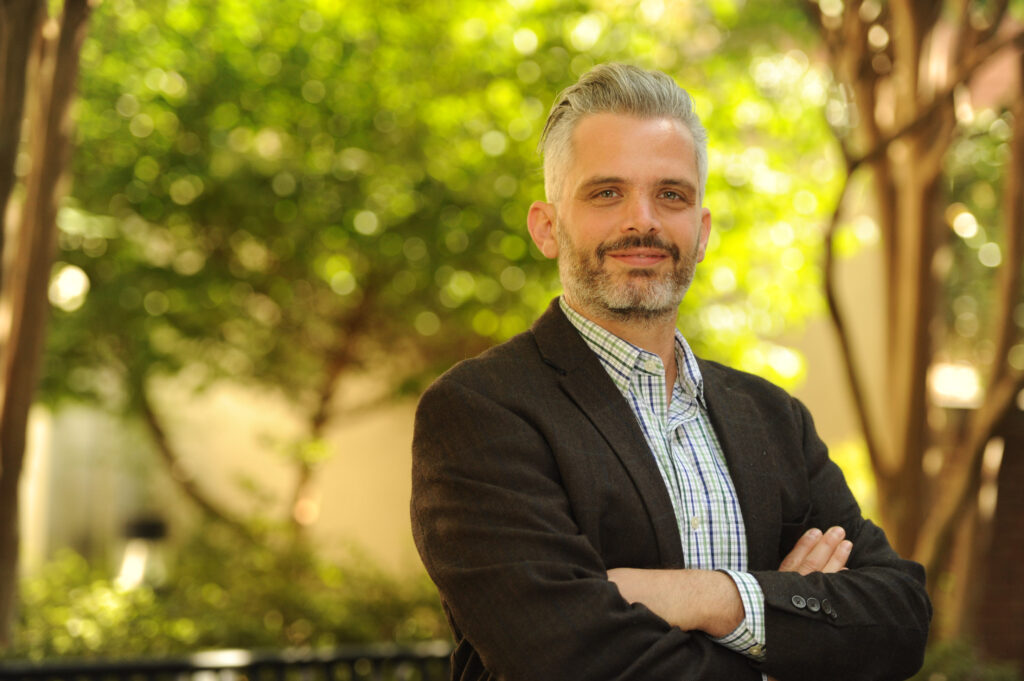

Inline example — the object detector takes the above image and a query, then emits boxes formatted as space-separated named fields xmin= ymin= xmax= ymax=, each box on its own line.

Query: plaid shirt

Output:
xmin=561 ymin=298 xmax=767 ymax=663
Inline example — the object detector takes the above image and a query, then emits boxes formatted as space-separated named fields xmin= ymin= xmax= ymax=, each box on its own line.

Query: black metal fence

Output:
xmin=0 ymin=641 xmax=453 ymax=681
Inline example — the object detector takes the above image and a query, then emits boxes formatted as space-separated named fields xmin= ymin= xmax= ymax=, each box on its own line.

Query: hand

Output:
xmin=778 ymin=526 xmax=852 ymax=575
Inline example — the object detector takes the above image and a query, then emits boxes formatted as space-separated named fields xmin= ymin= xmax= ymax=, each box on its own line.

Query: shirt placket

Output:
xmin=667 ymin=383 xmax=711 ymax=568
xmin=632 ymin=360 xmax=687 ymax=543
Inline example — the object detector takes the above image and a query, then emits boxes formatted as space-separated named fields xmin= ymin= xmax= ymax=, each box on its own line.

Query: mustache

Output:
xmin=596 ymin=234 xmax=680 ymax=262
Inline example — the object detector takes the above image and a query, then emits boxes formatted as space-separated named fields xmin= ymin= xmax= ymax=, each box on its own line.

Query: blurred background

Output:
xmin=1 ymin=0 xmax=1023 ymax=678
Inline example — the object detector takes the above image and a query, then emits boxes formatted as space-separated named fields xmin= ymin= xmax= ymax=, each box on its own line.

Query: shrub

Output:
xmin=7 ymin=522 xmax=447 ymax=660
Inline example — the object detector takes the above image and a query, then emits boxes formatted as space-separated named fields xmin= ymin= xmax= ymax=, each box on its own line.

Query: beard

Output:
xmin=556 ymin=226 xmax=700 ymax=325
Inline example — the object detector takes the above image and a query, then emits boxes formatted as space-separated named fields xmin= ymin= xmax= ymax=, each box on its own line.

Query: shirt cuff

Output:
xmin=710 ymin=570 xmax=766 ymax=661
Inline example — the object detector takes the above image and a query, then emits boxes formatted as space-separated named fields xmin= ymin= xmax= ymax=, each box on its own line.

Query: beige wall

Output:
xmin=788 ymin=244 xmax=886 ymax=447
xmin=21 ymin=382 xmax=425 ymax=576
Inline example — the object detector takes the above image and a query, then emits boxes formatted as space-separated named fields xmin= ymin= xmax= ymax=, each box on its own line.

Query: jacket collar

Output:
xmin=532 ymin=298 xmax=780 ymax=571
xmin=698 ymin=359 xmax=780 ymax=570
xmin=532 ymin=299 xmax=685 ymax=567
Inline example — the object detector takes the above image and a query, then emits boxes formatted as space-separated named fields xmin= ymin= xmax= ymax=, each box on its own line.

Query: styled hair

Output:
xmin=539 ymin=62 xmax=708 ymax=203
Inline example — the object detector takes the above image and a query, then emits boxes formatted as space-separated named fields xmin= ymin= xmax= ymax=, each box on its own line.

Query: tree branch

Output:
xmin=849 ymin=28 xmax=1024 ymax=173
xmin=798 ymin=0 xmax=822 ymax=30
xmin=2 ymin=0 xmax=92 ymax=435
xmin=309 ymin=288 xmax=380 ymax=435
xmin=971 ymin=0 xmax=1010 ymax=48
xmin=138 ymin=383 xmax=254 ymax=539
xmin=0 ymin=0 xmax=44 ymax=297
xmin=913 ymin=370 xmax=1024 ymax=573
xmin=949 ymin=0 xmax=976 ymax=67
xmin=0 ymin=0 xmax=91 ymax=647
xmin=288 ymin=287 xmax=379 ymax=529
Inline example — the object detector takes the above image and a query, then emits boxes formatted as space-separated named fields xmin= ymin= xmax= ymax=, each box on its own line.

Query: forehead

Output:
xmin=565 ymin=113 xmax=698 ymax=186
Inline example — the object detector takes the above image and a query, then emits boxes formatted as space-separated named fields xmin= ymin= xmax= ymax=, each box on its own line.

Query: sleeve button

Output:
xmin=791 ymin=595 xmax=807 ymax=609
xmin=807 ymin=597 xmax=821 ymax=612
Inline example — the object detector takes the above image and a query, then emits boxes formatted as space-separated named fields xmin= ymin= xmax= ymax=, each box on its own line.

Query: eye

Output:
xmin=661 ymin=189 xmax=692 ymax=204
xmin=596 ymin=189 xmax=618 ymax=198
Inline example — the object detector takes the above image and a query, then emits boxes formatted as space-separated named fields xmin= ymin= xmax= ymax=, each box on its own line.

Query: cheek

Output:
xmin=567 ymin=210 xmax=617 ymax=243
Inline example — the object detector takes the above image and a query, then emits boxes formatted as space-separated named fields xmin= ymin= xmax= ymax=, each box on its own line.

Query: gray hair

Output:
xmin=539 ymin=63 xmax=708 ymax=203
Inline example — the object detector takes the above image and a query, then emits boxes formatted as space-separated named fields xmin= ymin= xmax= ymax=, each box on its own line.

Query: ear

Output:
xmin=695 ymin=206 xmax=712 ymax=262
xmin=527 ymin=201 xmax=559 ymax=259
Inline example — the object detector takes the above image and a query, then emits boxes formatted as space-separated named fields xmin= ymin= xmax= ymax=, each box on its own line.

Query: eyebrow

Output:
xmin=658 ymin=178 xmax=698 ymax=196
xmin=576 ymin=176 xmax=698 ymax=195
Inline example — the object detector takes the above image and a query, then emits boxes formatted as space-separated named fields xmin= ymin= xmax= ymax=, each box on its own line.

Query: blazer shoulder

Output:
xmin=424 ymin=328 xmax=547 ymax=396
xmin=696 ymin=357 xmax=820 ymax=438
xmin=698 ymin=357 xmax=795 ymax=403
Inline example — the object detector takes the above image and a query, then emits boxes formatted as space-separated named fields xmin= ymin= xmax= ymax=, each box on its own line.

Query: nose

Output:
xmin=624 ymin=195 xmax=659 ymax=233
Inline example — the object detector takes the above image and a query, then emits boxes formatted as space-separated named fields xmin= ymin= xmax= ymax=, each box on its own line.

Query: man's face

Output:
xmin=528 ymin=112 xmax=711 ymax=324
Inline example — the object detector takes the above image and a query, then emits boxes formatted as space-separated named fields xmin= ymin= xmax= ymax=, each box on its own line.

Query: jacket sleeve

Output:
xmin=750 ymin=397 xmax=932 ymax=681
xmin=410 ymin=375 xmax=763 ymax=681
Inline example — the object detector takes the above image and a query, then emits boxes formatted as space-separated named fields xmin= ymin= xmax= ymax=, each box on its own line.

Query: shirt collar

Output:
xmin=559 ymin=297 xmax=706 ymax=407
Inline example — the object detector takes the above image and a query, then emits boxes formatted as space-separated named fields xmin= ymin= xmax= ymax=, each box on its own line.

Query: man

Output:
xmin=411 ymin=63 xmax=931 ymax=681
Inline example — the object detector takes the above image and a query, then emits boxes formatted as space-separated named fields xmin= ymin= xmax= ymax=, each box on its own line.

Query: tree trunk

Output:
xmin=0 ymin=0 xmax=92 ymax=648
xmin=807 ymin=0 xmax=1024 ymax=647
xmin=138 ymin=384 xmax=254 ymax=539
xmin=976 ymin=409 xmax=1024 ymax=665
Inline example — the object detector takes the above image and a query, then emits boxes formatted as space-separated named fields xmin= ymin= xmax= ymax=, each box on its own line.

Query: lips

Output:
xmin=596 ymin=236 xmax=681 ymax=264
xmin=605 ymin=249 xmax=671 ymax=266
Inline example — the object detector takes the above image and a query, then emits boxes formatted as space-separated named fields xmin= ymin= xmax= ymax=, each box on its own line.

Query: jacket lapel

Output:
xmin=531 ymin=301 xmax=686 ymax=568
xmin=698 ymin=359 xmax=780 ymax=571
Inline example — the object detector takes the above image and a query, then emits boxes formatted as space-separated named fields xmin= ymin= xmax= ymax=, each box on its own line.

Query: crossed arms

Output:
xmin=411 ymin=343 xmax=931 ymax=681
xmin=609 ymin=525 xmax=854 ymax=638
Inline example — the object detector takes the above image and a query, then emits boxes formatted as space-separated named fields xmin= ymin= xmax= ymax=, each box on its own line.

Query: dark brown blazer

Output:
xmin=411 ymin=299 xmax=931 ymax=681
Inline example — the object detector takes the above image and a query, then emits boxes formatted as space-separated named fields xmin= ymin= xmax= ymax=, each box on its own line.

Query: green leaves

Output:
xmin=47 ymin=0 xmax=838 ymax=416
xmin=9 ymin=530 xmax=447 ymax=658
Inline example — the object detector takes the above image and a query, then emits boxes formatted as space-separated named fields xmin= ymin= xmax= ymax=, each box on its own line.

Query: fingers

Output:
xmin=823 ymin=539 xmax=853 ymax=573
xmin=802 ymin=526 xmax=846 ymax=573
xmin=778 ymin=528 xmax=823 ymax=572
xmin=778 ymin=526 xmax=852 ymax=575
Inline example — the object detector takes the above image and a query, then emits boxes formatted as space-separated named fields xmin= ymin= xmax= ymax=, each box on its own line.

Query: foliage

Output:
xmin=43 ymin=0 xmax=838 ymax=430
xmin=941 ymin=108 xmax=1023 ymax=366
xmin=6 ymin=525 xmax=446 ymax=660
xmin=909 ymin=641 xmax=1022 ymax=681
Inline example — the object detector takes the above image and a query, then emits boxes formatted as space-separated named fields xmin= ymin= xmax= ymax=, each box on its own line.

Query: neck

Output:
xmin=565 ymin=296 xmax=679 ymax=384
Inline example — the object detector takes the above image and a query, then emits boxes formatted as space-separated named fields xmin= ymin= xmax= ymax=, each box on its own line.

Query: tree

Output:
xmin=39 ymin=0 xmax=835 ymax=547
xmin=0 ymin=0 xmax=93 ymax=647
xmin=803 ymin=0 xmax=1024 ymax=639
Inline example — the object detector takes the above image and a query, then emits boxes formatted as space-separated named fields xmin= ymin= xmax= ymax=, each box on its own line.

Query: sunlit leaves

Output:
xmin=46 ymin=0 xmax=835 ymax=414
xmin=941 ymin=107 xmax=1024 ymax=365
xmin=10 ymin=535 xmax=447 ymax=658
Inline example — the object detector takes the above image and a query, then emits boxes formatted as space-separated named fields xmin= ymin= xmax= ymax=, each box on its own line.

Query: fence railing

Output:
xmin=0 ymin=640 xmax=453 ymax=681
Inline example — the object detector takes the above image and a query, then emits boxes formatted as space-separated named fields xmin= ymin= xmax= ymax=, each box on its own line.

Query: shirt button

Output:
xmin=690 ymin=516 xmax=701 ymax=530
xmin=643 ymin=359 xmax=660 ymax=373
xmin=748 ymin=644 xmax=765 ymax=658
